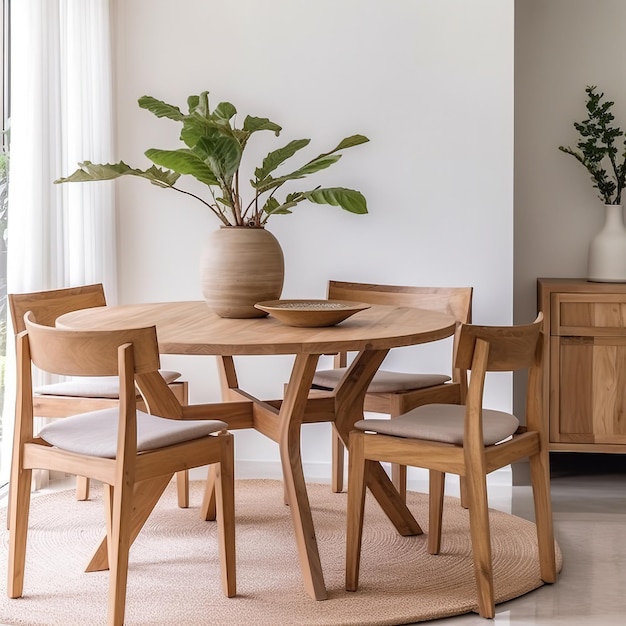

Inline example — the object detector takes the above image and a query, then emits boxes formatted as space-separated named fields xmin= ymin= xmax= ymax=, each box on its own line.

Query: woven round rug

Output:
xmin=0 ymin=479 xmax=561 ymax=625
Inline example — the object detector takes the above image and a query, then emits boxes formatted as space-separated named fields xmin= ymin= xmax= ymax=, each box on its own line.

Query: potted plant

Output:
xmin=56 ymin=90 xmax=369 ymax=316
xmin=559 ymin=85 xmax=626 ymax=282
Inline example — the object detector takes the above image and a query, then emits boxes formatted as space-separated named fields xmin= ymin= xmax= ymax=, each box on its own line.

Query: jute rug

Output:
xmin=0 ymin=480 xmax=562 ymax=626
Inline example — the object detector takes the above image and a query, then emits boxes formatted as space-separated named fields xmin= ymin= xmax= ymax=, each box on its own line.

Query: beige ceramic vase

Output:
xmin=588 ymin=204 xmax=626 ymax=282
xmin=201 ymin=226 xmax=285 ymax=318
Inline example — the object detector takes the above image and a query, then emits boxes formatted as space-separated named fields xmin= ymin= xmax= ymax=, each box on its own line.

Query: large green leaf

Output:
xmin=54 ymin=161 xmax=180 ymax=187
xmin=261 ymin=197 xmax=281 ymax=215
xmin=195 ymin=135 xmax=242 ymax=184
xmin=253 ymin=154 xmax=341 ymax=193
xmin=188 ymin=91 xmax=210 ymax=118
xmin=253 ymin=135 xmax=368 ymax=192
xmin=213 ymin=102 xmax=237 ymax=122
xmin=187 ymin=94 xmax=200 ymax=114
xmin=302 ymin=187 xmax=368 ymax=214
xmin=301 ymin=135 xmax=369 ymax=168
xmin=262 ymin=196 xmax=299 ymax=216
xmin=330 ymin=134 xmax=369 ymax=152
xmin=243 ymin=116 xmax=282 ymax=135
xmin=291 ymin=154 xmax=341 ymax=177
xmin=145 ymin=149 xmax=219 ymax=186
xmin=138 ymin=96 xmax=184 ymax=121
xmin=180 ymin=115 xmax=220 ymax=148
xmin=255 ymin=139 xmax=310 ymax=181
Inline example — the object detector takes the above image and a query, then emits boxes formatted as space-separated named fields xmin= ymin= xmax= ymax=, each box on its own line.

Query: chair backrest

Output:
xmin=9 ymin=283 xmax=107 ymax=333
xmin=16 ymin=313 xmax=172 ymax=462
xmin=327 ymin=281 xmax=473 ymax=379
xmin=455 ymin=313 xmax=543 ymax=373
xmin=23 ymin=311 xmax=161 ymax=378
xmin=455 ymin=313 xmax=544 ymax=432
xmin=20 ymin=311 xmax=183 ymax=419
xmin=327 ymin=281 xmax=473 ymax=325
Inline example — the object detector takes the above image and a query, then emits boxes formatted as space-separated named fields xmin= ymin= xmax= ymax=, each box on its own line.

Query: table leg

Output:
xmin=280 ymin=353 xmax=328 ymax=601
xmin=333 ymin=348 xmax=423 ymax=536
xmin=217 ymin=355 xmax=240 ymax=401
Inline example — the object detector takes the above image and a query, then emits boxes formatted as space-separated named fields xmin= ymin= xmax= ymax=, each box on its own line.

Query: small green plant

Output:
xmin=55 ymin=90 xmax=369 ymax=227
xmin=559 ymin=86 xmax=626 ymax=205
xmin=559 ymin=85 xmax=626 ymax=204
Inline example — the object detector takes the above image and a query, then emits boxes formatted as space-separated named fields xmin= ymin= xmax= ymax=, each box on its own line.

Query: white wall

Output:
xmin=113 ymin=0 xmax=514 ymax=479
xmin=515 ymin=0 xmax=626 ymax=326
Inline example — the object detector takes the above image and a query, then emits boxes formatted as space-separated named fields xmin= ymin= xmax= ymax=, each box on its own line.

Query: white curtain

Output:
xmin=0 ymin=0 xmax=117 ymax=483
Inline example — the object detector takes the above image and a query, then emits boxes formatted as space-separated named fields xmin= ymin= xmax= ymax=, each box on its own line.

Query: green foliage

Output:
xmin=56 ymin=90 xmax=369 ymax=227
xmin=559 ymin=86 xmax=626 ymax=205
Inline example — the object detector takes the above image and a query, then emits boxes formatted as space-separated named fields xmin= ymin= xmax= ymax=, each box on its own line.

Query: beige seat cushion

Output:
xmin=34 ymin=370 xmax=182 ymax=399
xmin=312 ymin=367 xmax=450 ymax=393
xmin=38 ymin=407 xmax=226 ymax=458
xmin=354 ymin=403 xmax=519 ymax=446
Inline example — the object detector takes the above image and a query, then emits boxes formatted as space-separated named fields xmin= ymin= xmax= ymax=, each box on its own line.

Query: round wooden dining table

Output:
xmin=58 ymin=300 xmax=456 ymax=601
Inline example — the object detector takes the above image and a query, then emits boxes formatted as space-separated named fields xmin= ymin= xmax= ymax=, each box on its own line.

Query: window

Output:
xmin=0 ymin=0 xmax=10 ymax=481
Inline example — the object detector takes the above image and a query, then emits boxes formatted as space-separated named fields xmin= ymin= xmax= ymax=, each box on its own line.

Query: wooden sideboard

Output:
xmin=538 ymin=278 xmax=626 ymax=453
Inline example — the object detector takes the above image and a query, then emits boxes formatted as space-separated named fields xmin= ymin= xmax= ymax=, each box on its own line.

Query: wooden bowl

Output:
xmin=254 ymin=299 xmax=371 ymax=327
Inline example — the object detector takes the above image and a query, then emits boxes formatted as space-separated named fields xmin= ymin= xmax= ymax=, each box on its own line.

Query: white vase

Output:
xmin=200 ymin=226 xmax=285 ymax=318
xmin=587 ymin=204 xmax=626 ymax=282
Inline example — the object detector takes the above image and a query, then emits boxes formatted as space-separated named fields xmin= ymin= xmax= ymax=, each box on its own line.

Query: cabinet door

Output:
xmin=551 ymin=293 xmax=626 ymax=446
xmin=553 ymin=336 xmax=626 ymax=444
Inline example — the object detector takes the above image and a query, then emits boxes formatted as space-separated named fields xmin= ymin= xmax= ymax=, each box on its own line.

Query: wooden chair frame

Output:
xmin=8 ymin=284 xmax=190 ymax=506
xmin=7 ymin=314 xmax=236 ymax=626
xmin=313 ymin=280 xmax=472 ymax=497
xmin=345 ymin=314 xmax=556 ymax=618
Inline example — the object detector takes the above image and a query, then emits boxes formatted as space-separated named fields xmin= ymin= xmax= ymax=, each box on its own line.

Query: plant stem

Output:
xmin=170 ymin=186 xmax=231 ymax=226
xmin=232 ymin=171 xmax=243 ymax=225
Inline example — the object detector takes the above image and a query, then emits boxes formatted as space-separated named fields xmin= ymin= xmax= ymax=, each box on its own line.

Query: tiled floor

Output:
xmin=425 ymin=460 xmax=626 ymax=626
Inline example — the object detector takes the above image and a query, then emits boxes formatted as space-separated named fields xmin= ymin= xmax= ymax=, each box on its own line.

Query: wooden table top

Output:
xmin=57 ymin=300 xmax=456 ymax=356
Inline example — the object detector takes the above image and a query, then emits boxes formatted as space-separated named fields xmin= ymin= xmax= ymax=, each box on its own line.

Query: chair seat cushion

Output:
xmin=312 ymin=367 xmax=450 ymax=393
xmin=34 ymin=370 xmax=182 ymax=399
xmin=38 ymin=407 xmax=226 ymax=458
xmin=354 ymin=403 xmax=519 ymax=446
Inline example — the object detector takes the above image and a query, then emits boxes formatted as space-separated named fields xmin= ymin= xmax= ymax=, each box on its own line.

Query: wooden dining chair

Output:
xmin=7 ymin=312 xmax=236 ymax=626
xmin=311 ymin=281 xmax=473 ymax=498
xmin=8 ymin=284 xmax=191 ymax=507
xmin=345 ymin=314 xmax=556 ymax=619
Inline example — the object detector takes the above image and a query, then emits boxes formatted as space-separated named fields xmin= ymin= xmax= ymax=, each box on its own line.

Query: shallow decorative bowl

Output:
xmin=254 ymin=299 xmax=371 ymax=327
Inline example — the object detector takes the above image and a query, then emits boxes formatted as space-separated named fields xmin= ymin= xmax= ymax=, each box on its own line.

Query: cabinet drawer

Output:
xmin=551 ymin=292 xmax=626 ymax=336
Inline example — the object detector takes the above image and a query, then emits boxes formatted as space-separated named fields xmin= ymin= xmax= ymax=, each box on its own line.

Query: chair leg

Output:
xmin=201 ymin=464 xmax=217 ymax=522
xmin=103 ymin=484 xmax=114 ymax=569
xmin=427 ymin=470 xmax=445 ymax=555
xmin=7 ymin=467 xmax=32 ymax=598
xmin=459 ymin=475 xmax=469 ymax=509
xmin=389 ymin=406 xmax=407 ymax=501
xmin=76 ymin=475 xmax=90 ymax=500
xmin=331 ymin=426 xmax=345 ymax=493
xmin=465 ymin=470 xmax=495 ymax=619
xmin=215 ymin=433 xmax=236 ymax=597
xmin=107 ymin=477 xmax=134 ymax=626
xmin=5 ymin=477 xmax=10 ymax=530
xmin=391 ymin=463 xmax=407 ymax=501
xmin=529 ymin=450 xmax=557 ymax=583
xmin=176 ymin=471 xmax=189 ymax=508
xmin=171 ymin=381 xmax=191 ymax=508
xmin=345 ymin=432 xmax=368 ymax=592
